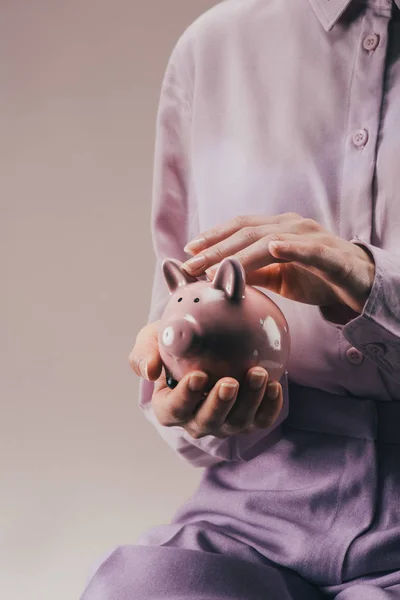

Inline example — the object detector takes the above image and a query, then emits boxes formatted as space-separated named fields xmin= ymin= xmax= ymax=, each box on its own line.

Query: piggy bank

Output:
xmin=158 ymin=256 xmax=290 ymax=391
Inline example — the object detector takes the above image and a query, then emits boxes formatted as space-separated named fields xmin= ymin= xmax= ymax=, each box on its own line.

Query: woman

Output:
xmin=82 ymin=0 xmax=400 ymax=597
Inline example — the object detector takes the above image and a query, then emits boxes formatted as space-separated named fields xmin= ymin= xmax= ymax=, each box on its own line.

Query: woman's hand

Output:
xmin=129 ymin=321 xmax=283 ymax=440
xmin=181 ymin=213 xmax=375 ymax=314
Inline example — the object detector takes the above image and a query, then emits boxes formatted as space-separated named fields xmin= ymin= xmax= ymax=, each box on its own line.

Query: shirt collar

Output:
xmin=309 ymin=0 xmax=399 ymax=31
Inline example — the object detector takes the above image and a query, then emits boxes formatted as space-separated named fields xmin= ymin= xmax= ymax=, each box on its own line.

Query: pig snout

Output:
xmin=160 ymin=317 xmax=201 ymax=357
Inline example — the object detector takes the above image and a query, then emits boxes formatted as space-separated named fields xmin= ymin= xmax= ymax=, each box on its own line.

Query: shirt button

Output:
xmin=352 ymin=129 xmax=369 ymax=148
xmin=365 ymin=342 xmax=387 ymax=357
xmin=346 ymin=347 xmax=364 ymax=365
xmin=363 ymin=34 xmax=380 ymax=52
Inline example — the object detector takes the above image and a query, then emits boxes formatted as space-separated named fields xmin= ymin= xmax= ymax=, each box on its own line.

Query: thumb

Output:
xmin=129 ymin=320 xmax=162 ymax=381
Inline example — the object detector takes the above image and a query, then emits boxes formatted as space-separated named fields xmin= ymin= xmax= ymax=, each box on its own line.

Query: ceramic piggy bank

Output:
xmin=158 ymin=256 xmax=291 ymax=391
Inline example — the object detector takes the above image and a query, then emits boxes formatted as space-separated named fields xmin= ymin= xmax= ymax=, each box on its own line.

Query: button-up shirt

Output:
xmin=139 ymin=0 xmax=400 ymax=467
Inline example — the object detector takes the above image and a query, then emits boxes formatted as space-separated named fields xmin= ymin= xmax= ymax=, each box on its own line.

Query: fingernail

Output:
xmin=183 ymin=255 xmax=207 ymax=271
xmin=267 ymin=383 xmax=280 ymax=400
xmin=205 ymin=264 xmax=219 ymax=278
xmin=269 ymin=241 xmax=289 ymax=253
xmin=189 ymin=372 xmax=207 ymax=392
xmin=219 ymin=382 xmax=238 ymax=401
xmin=140 ymin=360 xmax=149 ymax=380
xmin=184 ymin=237 xmax=206 ymax=254
xmin=249 ymin=369 xmax=266 ymax=391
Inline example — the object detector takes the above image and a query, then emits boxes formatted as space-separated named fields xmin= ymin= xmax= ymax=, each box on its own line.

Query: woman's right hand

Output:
xmin=129 ymin=321 xmax=283 ymax=440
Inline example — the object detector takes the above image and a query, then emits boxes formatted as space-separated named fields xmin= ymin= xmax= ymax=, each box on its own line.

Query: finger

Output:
xmin=152 ymin=369 xmax=209 ymax=427
xmin=202 ymin=233 xmax=301 ymax=280
xmin=243 ymin=263 xmax=284 ymax=291
xmin=182 ymin=230 xmax=296 ymax=278
xmin=183 ymin=224 xmax=284 ymax=275
xmin=220 ymin=367 xmax=269 ymax=434
xmin=128 ymin=321 xmax=162 ymax=381
xmin=184 ymin=377 xmax=239 ymax=439
xmin=183 ymin=215 xmax=283 ymax=255
xmin=253 ymin=381 xmax=283 ymax=429
xmin=268 ymin=240 xmax=347 ymax=286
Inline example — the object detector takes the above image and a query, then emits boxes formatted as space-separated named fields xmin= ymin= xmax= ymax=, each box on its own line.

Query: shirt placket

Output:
xmin=338 ymin=0 xmax=392 ymax=243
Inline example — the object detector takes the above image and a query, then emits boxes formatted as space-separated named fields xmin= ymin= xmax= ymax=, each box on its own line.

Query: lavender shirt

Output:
xmin=139 ymin=0 xmax=400 ymax=468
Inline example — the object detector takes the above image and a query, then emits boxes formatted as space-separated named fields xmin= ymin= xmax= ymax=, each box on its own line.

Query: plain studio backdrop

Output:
xmin=1 ymin=1 xmax=218 ymax=599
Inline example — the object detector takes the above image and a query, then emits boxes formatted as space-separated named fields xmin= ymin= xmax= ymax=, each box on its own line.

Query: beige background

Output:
xmin=1 ymin=1 xmax=217 ymax=598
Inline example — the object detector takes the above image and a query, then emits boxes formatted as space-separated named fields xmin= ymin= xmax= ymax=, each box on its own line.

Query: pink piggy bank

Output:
xmin=158 ymin=256 xmax=291 ymax=391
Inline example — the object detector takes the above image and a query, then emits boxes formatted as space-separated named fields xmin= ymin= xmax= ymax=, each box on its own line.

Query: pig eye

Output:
xmin=194 ymin=298 xmax=200 ymax=303
xmin=178 ymin=297 xmax=183 ymax=302
xmin=164 ymin=366 xmax=179 ymax=389
xmin=166 ymin=375 xmax=178 ymax=389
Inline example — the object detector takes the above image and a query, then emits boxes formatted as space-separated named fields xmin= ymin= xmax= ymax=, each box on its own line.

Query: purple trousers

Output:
xmin=81 ymin=384 xmax=400 ymax=599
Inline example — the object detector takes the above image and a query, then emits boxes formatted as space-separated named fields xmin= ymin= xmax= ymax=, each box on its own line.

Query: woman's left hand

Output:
xmin=181 ymin=213 xmax=376 ymax=314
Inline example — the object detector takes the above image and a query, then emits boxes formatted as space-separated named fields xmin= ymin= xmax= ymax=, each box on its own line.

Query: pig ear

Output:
xmin=162 ymin=258 xmax=197 ymax=293
xmin=211 ymin=256 xmax=246 ymax=301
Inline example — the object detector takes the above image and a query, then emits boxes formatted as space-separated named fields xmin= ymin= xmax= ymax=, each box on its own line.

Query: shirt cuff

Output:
xmin=320 ymin=239 xmax=400 ymax=382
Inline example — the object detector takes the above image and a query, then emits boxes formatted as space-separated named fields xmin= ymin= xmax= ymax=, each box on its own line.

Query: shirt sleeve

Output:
xmin=138 ymin=37 xmax=288 ymax=468
xmin=319 ymin=238 xmax=400 ymax=383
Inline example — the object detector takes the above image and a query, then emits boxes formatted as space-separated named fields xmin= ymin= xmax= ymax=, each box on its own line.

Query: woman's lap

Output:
xmin=80 ymin=543 xmax=323 ymax=600
xmin=81 ymin=387 xmax=400 ymax=598
xmin=80 ymin=541 xmax=400 ymax=599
